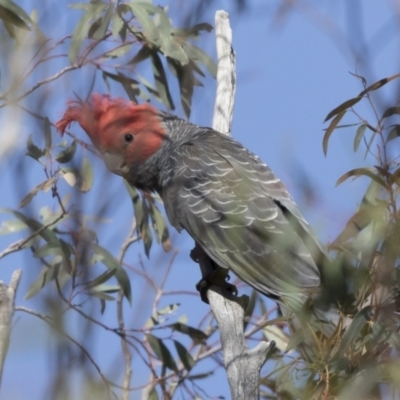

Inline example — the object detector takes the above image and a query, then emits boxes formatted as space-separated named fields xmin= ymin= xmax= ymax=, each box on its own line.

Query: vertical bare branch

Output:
xmin=199 ymin=10 xmax=275 ymax=400
xmin=0 ymin=269 xmax=22 ymax=389
xmin=212 ymin=10 xmax=236 ymax=134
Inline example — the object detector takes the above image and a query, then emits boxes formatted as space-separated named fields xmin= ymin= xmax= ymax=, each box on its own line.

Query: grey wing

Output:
xmin=161 ymin=131 xmax=321 ymax=300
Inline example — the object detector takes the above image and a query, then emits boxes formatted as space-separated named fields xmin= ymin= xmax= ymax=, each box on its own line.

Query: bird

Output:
xmin=56 ymin=93 xmax=336 ymax=355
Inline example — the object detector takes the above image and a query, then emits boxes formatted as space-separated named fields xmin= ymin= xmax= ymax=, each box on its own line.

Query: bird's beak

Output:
xmin=102 ymin=152 xmax=129 ymax=176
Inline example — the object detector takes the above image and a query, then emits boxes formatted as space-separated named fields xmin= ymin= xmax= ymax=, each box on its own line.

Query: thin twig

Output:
xmin=0 ymin=65 xmax=80 ymax=108
xmin=15 ymin=306 xmax=117 ymax=400
xmin=0 ymin=211 xmax=66 ymax=261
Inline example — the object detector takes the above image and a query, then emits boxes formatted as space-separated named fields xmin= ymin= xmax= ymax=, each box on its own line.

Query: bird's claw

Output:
xmin=196 ymin=277 xmax=238 ymax=304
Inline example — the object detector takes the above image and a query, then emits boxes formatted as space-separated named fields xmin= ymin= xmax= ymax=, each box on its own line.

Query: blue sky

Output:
xmin=0 ymin=1 xmax=399 ymax=399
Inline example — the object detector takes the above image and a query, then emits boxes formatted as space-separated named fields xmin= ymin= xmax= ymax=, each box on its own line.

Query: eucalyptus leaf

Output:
xmin=92 ymin=4 xmax=113 ymax=39
xmin=174 ymin=340 xmax=195 ymax=371
xmin=55 ymin=140 xmax=77 ymax=163
xmin=0 ymin=208 xmax=59 ymax=243
xmin=19 ymin=177 xmax=57 ymax=208
xmin=182 ymin=42 xmax=217 ymax=78
xmin=323 ymin=111 xmax=345 ymax=155
xmin=353 ymin=124 xmax=367 ymax=152
xmin=44 ymin=117 xmax=52 ymax=152
xmin=146 ymin=333 xmax=177 ymax=371
xmin=149 ymin=204 xmax=170 ymax=251
xmin=25 ymin=264 xmax=59 ymax=299
xmin=129 ymin=2 xmax=160 ymax=44
xmin=359 ymin=72 xmax=400 ymax=97
xmin=26 ymin=134 xmax=45 ymax=160
xmin=387 ymin=125 xmax=400 ymax=142
xmin=333 ymin=306 xmax=371 ymax=358
xmin=381 ymin=106 xmax=400 ymax=120
xmin=91 ymin=243 xmax=131 ymax=302
xmin=69 ymin=3 xmax=107 ymax=63
xmin=79 ymin=156 xmax=93 ymax=192
xmin=336 ymin=168 xmax=387 ymax=189
xmin=0 ymin=219 xmax=27 ymax=235
xmin=0 ymin=0 xmax=31 ymax=28
xmin=151 ymin=50 xmax=174 ymax=109
xmin=168 ymin=322 xmax=208 ymax=344
xmin=324 ymin=97 xmax=362 ymax=122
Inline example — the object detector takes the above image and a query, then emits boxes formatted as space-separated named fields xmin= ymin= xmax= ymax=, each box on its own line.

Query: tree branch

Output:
xmin=212 ymin=10 xmax=236 ymax=134
xmin=0 ymin=269 xmax=22 ymax=389
xmin=199 ymin=10 xmax=275 ymax=400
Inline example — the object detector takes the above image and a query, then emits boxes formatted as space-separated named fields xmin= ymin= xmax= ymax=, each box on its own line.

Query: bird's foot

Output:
xmin=195 ymin=267 xmax=238 ymax=304
xmin=191 ymin=242 xmax=238 ymax=303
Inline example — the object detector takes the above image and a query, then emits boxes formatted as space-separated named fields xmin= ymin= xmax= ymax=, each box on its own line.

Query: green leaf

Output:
xmin=105 ymin=43 xmax=131 ymax=58
xmin=135 ymin=73 xmax=160 ymax=98
xmin=168 ymin=322 xmax=208 ymax=344
xmin=381 ymin=106 xmax=400 ymax=120
xmin=167 ymin=59 xmax=194 ymax=118
xmin=34 ymin=241 xmax=66 ymax=259
xmin=26 ymin=134 xmax=45 ymax=160
xmin=92 ymin=4 xmax=113 ymax=40
xmin=358 ymin=72 xmax=400 ymax=97
xmin=89 ymin=290 xmax=116 ymax=302
xmin=161 ymin=37 xmax=189 ymax=65
xmin=55 ymin=140 xmax=77 ymax=163
xmin=387 ymin=125 xmax=400 ymax=143
xmin=91 ymin=244 xmax=132 ymax=302
xmin=150 ymin=50 xmax=174 ymax=109
xmin=60 ymin=167 xmax=78 ymax=187
xmin=85 ymin=268 xmax=117 ymax=289
xmin=146 ymin=334 xmax=177 ymax=371
xmin=125 ymin=182 xmax=143 ymax=223
xmin=0 ymin=4 xmax=29 ymax=30
xmin=145 ymin=303 xmax=180 ymax=328
xmin=149 ymin=204 xmax=171 ymax=252
xmin=336 ymin=168 xmax=388 ymax=189
xmin=353 ymin=124 xmax=367 ymax=152
xmin=44 ymin=117 xmax=52 ymax=152
xmin=129 ymin=2 xmax=160 ymax=44
xmin=155 ymin=8 xmax=189 ymax=65
xmin=157 ymin=303 xmax=180 ymax=316
xmin=174 ymin=340 xmax=195 ymax=371
xmin=69 ymin=3 xmax=107 ymax=63
xmin=25 ymin=264 xmax=59 ymax=299
xmin=324 ymin=97 xmax=362 ymax=122
xmin=333 ymin=306 xmax=371 ymax=358
xmin=142 ymin=224 xmax=153 ymax=257
xmin=188 ymin=371 xmax=214 ymax=380
xmin=79 ymin=156 xmax=94 ymax=192
xmin=182 ymin=43 xmax=217 ymax=78
xmin=0 ymin=219 xmax=27 ymax=236
xmin=172 ymin=23 xmax=213 ymax=39
xmin=147 ymin=387 xmax=159 ymax=400
xmin=323 ymin=111 xmax=345 ymax=155
xmin=0 ymin=208 xmax=60 ymax=243
xmin=0 ymin=0 xmax=31 ymax=28
xmin=19 ymin=177 xmax=57 ymax=208
xmin=102 ymin=71 xmax=139 ymax=98
xmin=128 ymin=45 xmax=152 ymax=64
xmin=111 ymin=11 xmax=124 ymax=39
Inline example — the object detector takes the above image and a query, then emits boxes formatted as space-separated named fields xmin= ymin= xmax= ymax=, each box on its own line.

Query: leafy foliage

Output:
xmin=259 ymin=72 xmax=400 ymax=399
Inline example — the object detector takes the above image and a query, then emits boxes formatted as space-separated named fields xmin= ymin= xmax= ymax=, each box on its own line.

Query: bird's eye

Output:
xmin=123 ymin=133 xmax=134 ymax=143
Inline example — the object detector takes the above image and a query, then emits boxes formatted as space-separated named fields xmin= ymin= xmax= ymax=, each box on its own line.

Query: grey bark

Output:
xmin=0 ymin=269 xmax=22 ymax=389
